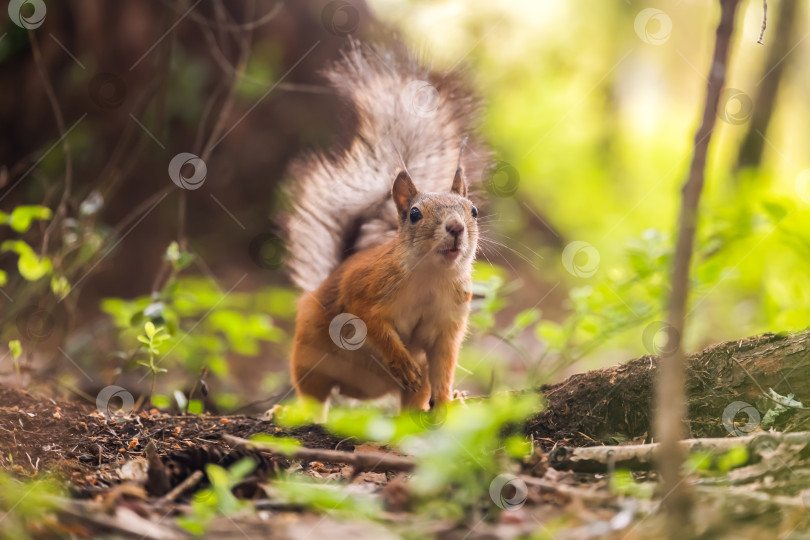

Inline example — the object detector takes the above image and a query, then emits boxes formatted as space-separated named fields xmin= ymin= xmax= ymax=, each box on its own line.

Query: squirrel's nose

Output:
xmin=446 ymin=220 xmax=464 ymax=237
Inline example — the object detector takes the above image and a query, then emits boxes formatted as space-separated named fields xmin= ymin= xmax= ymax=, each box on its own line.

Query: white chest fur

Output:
xmin=391 ymin=267 xmax=468 ymax=350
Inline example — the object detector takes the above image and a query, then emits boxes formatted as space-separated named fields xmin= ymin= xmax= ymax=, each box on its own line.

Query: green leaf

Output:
xmin=0 ymin=270 xmax=6 ymax=286
xmin=50 ymin=275 xmax=71 ymax=300
xmin=760 ymin=200 xmax=791 ymax=223
xmin=9 ymin=340 xmax=22 ymax=360
xmin=101 ymin=297 xmax=151 ymax=328
xmin=205 ymin=464 xmax=229 ymax=489
xmin=767 ymin=388 xmax=803 ymax=409
xmin=187 ymin=399 xmax=204 ymax=414
xmin=609 ymin=469 xmax=654 ymax=499
xmin=165 ymin=241 xmax=194 ymax=270
xmin=761 ymin=405 xmax=792 ymax=429
xmin=248 ymin=434 xmax=301 ymax=456
xmin=18 ymin=254 xmax=52 ymax=281
xmin=6 ymin=206 xmax=52 ymax=233
xmin=151 ymin=393 xmax=171 ymax=409
xmin=274 ymin=398 xmax=327 ymax=428
xmin=717 ymin=446 xmax=749 ymax=472
xmin=226 ymin=457 xmax=256 ymax=483
xmin=535 ymin=320 xmax=564 ymax=348
xmin=512 ymin=308 xmax=541 ymax=330
xmin=144 ymin=321 xmax=156 ymax=339
xmin=271 ymin=478 xmax=381 ymax=518
xmin=1 ymin=240 xmax=52 ymax=281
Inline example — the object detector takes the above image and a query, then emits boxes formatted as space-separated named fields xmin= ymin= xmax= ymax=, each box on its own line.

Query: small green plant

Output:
xmin=102 ymin=276 xmax=291 ymax=411
xmin=137 ymin=321 xmax=170 ymax=404
xmin=758 ymin=388 xmax=805 ymax=430
xmin=270 ymin=478 xmax=382 ymax=519
xmin=8 ymin=339 xmax=22 ymax=383
xmin=0 ymin=205 xmax=73 ymax=300
xmin=178 ymin=458 xmax=257 ymax=536
xmin=0 ymin=471 xmax=64 ymax=540
xmin=609 ymin=470 xmax=654 ymax=499
xmin=273 ymin=392 xmax=539 ymax=520
xmin=686 ymin=446 xmax=749 ymax=476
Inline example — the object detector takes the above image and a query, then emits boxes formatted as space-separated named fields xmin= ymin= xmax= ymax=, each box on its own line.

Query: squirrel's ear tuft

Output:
xmin=392 ymin=171 xmax=418 ymax=217
xmin=450 ymin=167 xmax=467 ymax=198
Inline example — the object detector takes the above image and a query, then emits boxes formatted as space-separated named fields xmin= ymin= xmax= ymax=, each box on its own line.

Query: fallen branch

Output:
xmin=697 ymin=485 xmax=805 ymax=510
xmin=520 ymin=474 xmax=613 ymax=504
xmin=52 ymin=498 xmax=184 ymax=540
xmin=156 ymin=470 xmax=204 ymax=505
xmin=222 ymin=434 xmax=415 ymax=473
xmin=550 ymin=431 xmax=810 ymax=472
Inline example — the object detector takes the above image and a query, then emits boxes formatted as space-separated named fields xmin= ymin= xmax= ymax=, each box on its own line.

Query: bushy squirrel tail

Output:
xmin=282 ymin=40 xmax=488 ymax=291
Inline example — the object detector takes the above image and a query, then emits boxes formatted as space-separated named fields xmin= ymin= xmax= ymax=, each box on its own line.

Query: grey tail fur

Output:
xmin=281 ymin=40 xmax=488 ymax=291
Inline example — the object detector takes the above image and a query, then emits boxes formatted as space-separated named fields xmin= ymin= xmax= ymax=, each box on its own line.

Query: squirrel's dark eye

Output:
xmin=409 ymin=207 xmax=422 ymax=223
xmin=471 ymin=205 xmax=478 ymax=218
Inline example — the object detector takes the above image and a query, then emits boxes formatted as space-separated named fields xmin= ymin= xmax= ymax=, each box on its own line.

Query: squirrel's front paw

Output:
xmin=390 ymin=360 xmax=422 ymax=392
xmin=261 ymin=404 xmax=287 ymax=421
xmin=451 ymin=389 xmax=468 ymax=404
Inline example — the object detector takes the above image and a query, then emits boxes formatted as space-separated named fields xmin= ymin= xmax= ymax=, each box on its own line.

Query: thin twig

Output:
xmin=156 ymin=470 xmax=204 ymax=505
xmin=199 ymin=0 xmax=254 ymax=163
xmin=222 ymin=434 xmax=416 ymax=473
xmin=655 ymin=0 xmax=742 ymax=528
xmin=27 ymin=29 xmax=72 ymax=257
xmin=757 ymin=0 xmax=768 ymax=44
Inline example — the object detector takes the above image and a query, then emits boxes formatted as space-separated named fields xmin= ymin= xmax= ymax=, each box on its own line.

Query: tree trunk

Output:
xmin=734 ymin=0 xmax=800 ymax=174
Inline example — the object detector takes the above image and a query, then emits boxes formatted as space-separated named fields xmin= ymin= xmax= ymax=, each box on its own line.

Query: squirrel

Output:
xmin=281 ymin=41 xmax=488 ymax=416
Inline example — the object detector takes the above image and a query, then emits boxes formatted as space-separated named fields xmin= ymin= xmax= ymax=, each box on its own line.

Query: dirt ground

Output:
xmin=4 ymin=329 xmax=810 ymax=540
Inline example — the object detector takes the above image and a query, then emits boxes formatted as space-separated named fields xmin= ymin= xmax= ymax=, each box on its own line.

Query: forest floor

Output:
xmin=3 ymin=330 xmax=810 ymax=539
xmin=0 ymin=392 xmax=806 ymax=539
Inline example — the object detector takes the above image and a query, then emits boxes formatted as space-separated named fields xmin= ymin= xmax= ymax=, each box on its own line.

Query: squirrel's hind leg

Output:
xmin=291 ymin=348 xmax=336 ymax=423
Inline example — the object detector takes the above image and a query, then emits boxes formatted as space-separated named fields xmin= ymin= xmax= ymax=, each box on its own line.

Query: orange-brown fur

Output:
xmin=291 ymin=170 xmax=477 ymax=412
